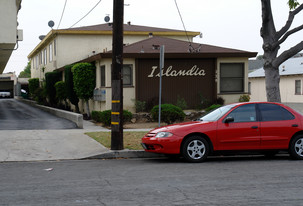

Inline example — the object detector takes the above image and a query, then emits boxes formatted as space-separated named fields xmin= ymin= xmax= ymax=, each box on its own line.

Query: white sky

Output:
xmin=4 ymin=0 xmax=303 ymax=75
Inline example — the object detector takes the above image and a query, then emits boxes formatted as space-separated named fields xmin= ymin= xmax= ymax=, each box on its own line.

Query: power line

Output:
xmin=69 ymin=0 xmax=102 ymax=28
xmin=57 ymin=0 xmax=68 ymax=29
xmin=174 ymin=0 xmax=201 ymax=53
xmin=174 ymin=0 xmax=191 ymax=43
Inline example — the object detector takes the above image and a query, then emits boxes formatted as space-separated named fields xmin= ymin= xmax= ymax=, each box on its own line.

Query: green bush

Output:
xmin=28 ymin=78 xmax=39 ymax=98
xmin=92 ymin=110 xmax=133 ymax=126
xmin=239 ymin=94 xmax=250 ymax=102
xmin=132 ymin=99 xmax=146 ymax=112
xmin=91 ymin=111 xmax=103 ymax=122
xmin=64 ymin=64 xmax=79 ymax=112
xmin=205 ymin=104 xmax=222 ymax=112
xmin=151 ymin=104 xmax=185 ymax=124
xmin=45 ymin=72 xmax=61 ymax=106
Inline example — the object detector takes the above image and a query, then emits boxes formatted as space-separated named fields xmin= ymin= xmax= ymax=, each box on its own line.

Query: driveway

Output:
xmin=0 ymin=99 xmax=77 ymax=130
xmin=0 ymin=99 xmax=109 ymax=161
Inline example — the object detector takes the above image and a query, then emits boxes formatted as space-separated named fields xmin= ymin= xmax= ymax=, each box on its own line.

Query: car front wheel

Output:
xmin=289 ymin=135 xmax=303 ymax=160
xmin=182 ymin=136 xmax=209 ymax=163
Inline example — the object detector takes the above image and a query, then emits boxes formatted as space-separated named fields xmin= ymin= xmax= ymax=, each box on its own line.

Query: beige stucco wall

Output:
xmin=0 ymin=0 xmax=19 ymax=43
xmin=0 ymin=0 xmax=21 ymax=73
xmin=217 ymin=57 xmax=249 ymax=104
xmin=30 ymin=33 xmax=193 ymax=80
xmin=249 ymin=75 xmax=303 ymax=103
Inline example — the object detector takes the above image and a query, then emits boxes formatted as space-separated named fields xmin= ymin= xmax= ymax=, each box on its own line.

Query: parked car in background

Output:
xmin=142 ymin=102 xmax=303 ymax=162
xmin=0 ymin=91 xmax=11 ymax=98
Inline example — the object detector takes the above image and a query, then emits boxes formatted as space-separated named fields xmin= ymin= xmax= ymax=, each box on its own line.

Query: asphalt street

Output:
xmin=0 ymin=99 xmax=77 ymax=130
xmin=0 ymin=156 xmax=302 ymax=206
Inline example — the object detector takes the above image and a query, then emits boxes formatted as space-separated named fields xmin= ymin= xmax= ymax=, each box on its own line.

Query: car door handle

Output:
xmin=251 ymin=126 xmax=258 ymax=129
xmin=292 ymin=124 xmax=298 ymax=127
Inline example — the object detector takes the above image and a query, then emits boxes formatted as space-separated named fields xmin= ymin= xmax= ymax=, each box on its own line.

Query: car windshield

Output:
xmin=199 ymin=105 xmax=235 ymax=122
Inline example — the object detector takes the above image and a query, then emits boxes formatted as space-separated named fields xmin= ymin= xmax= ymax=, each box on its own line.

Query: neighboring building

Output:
xmin=28 ymin=23 xmax=256 ymax=113
xmin=69 ymin=36 xmax=256 ymax=112
xmin=0 ymin=0 xmax=22 ymax=74
xmin=28 ymin=23 xmax=200 ymax=80
xmin=249 ymin=55 xmax=303 ymax=102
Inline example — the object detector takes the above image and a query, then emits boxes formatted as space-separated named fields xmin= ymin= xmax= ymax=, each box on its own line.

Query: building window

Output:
xmin=220 ymin=63 xmax=244 ymax=93
xmin=39 ymin=52 xmax=42 ymax=65
xmin=101 ymin=65 xmax=105 ymax=87
xmin=123 ymin=64 xmax=133 ymax=86
xmin=295 ymin=80 xmax=301 ymax=95
xmin=35 ymin=56 xmax=39 ymax=69
xmin=43 ymin=49 xmax=47 ymax=65
xmin=49 ymin=44 xmax=53 ymax=62
xmin=54 ymin=39 xmax=56 ymax=56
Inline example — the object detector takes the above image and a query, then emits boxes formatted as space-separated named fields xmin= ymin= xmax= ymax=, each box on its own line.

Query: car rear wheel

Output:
xmin=182 ymin=136 xmax=209 ymax=163
xmin=289 ymin=135 xmax=303 ymax=160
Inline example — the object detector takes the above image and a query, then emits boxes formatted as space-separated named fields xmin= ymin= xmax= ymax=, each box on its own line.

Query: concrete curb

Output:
xmin=16 ymin=98 xmax=83 ymax=128
xmin=86 ymin=150 xmax=165 ymax=159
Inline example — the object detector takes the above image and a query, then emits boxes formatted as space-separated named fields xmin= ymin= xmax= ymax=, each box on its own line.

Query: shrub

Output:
xmin=215 ymin=97 xmax=225 ymax=105
xmin=151 ymin=104 xmax=185 ymax=124
xmin=196 ymin=94 xmax=211 ymax=110
xmin=72 ymin=63 xmax=96 ymax=117
xmin=92 ymin=110 xmax=133 ymax=126
xmin=45 ymin=71 xmax=61 ymax=106
xmin=28 ymin=78 xmax=39 ymax=98
xmin=176 ymin=95 xmax=187 ymax=110
xmin=55 ymin=81 xmax=67 ymax=102
xmin=92 ymin=111 xmax=103 ymax=122
xmin=239 ymin=94 xmax=250 ymax=102
xmin=64 ymin=64 xmax=79 ymax=113
xmin=205 ymin=104 xmax=222 ymax=112
xmin=132 ymin=99 xmax=146 ymax=112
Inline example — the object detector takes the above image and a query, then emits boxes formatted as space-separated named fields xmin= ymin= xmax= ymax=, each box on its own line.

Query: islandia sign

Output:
xmin=147 ymin=65 xmax=206 ymax=78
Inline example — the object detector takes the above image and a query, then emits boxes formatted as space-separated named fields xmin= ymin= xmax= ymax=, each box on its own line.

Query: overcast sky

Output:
xmin=4 ymin=0 xmax=303 ymax=75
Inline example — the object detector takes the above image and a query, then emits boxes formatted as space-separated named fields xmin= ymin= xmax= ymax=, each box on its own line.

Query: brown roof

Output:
xmin=57 ymin=37 xmax=257 ymax=71
xmin=66 ymin=23 xmax=196 ymax=33
xmin=97 ymin=36 xmax=257 ymax=59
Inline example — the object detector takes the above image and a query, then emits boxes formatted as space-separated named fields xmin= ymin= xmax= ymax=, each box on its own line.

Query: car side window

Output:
xmin=259 ymin=103 xmax=294 ymax=121
xmin=225 ymin=104 xmax=256 ymax=123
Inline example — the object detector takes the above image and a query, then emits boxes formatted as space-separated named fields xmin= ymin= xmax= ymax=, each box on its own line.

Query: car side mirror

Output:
xmin=224 ymin=117 xmax=234 ymax=123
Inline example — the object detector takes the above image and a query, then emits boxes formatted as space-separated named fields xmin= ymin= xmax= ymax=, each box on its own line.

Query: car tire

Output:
xmin=289 ymin=135 xmax=303 ymax=160
xmin=182 ymin=136 xmax=209 ymax=163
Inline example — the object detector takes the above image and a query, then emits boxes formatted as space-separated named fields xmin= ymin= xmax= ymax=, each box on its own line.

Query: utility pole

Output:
xmin=111 ymin=0 xmax=124 ymax=150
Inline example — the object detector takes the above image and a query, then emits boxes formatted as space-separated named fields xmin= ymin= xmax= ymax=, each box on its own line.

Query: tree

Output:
xmin=45 ymin=72 xmax=61 ymax=107
xmin=72 ymin=63 xmax=96 ymax=118
xmin=55 ymin=81 xmax=67 ymax=107
xmin=261 ymin=0 xmax=303 ymax=102
xmin=64 ymin=64 xmax=80 ymax=113
xmin=19 ymin=62 xmax=31 ymax=78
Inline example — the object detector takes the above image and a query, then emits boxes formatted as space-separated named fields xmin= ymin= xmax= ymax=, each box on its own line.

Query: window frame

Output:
xmin=220 ymin=63 xmax=245 ymax=93
xmin=295 ymin=80 xmax=301 ymax=95
xmin=223 ymin=104 xmax=257 ymax=123
xmin=257 ymin=103 xmax=295 ymax=122
xmin=122 ymin=64 xmax=133 ymax=86
xmin=100 ymin=65 xmax=105 ymax=87
xmin=49 ymin=43 xmax=53 ymax=63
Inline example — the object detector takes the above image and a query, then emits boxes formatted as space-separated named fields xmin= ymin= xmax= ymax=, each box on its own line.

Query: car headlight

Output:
xmin=155 ymin=132 xmax=173 ymax=138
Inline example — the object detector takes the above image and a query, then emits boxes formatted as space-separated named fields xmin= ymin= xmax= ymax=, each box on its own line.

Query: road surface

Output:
xmin=0 ymin=156 xmax=302 ymax=205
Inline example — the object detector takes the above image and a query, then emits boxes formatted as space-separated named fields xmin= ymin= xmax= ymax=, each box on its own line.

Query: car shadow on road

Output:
xmin=142 ymin=153 xmax=292 ymax=164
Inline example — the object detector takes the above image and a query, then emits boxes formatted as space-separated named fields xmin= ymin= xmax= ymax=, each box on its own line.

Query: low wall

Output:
xmin=17 ymin=98 xmax=83 ymax=128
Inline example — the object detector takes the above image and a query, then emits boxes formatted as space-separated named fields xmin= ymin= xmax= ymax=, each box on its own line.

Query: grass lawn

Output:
xmin=85 ymin=131 xmax=147 ymax=150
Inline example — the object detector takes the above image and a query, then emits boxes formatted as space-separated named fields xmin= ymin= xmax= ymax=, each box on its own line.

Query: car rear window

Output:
xmin=259 ymin=103 xmax=295 ymax=121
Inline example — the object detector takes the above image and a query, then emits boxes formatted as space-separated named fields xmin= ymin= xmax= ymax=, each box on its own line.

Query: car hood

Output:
xmin=149 ymin=121 xmax=213 ymax=134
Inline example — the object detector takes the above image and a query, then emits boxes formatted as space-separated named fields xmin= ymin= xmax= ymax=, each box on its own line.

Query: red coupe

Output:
xmin=141 ymin=102 xmax=303 ymax=162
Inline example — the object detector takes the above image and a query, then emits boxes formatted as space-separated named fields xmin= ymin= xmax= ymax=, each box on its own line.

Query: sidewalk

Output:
xmin=0 ymin=120 xmax=159 ymax=162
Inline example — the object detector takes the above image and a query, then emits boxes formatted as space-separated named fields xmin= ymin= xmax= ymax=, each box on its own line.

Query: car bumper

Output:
xmin=141 ymin=135 xmax=183 ymax=154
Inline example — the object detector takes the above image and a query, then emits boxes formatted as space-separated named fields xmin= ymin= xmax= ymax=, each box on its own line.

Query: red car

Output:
xmin=141 ymin=102 xmax=303 ymax=162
